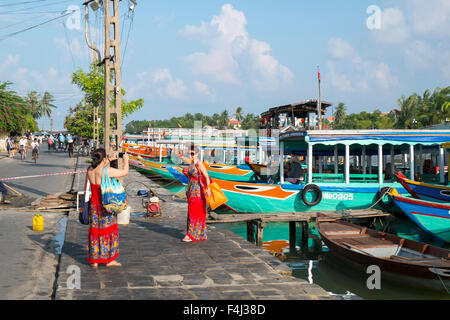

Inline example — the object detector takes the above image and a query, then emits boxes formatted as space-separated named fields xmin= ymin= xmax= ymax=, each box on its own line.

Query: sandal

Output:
xmin=182 ymin=236 xmax=192 ymax=242
xmin=106 ymin=260 xmax=122 ymax=267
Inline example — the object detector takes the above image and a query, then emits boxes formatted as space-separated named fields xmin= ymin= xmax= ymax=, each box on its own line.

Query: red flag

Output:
xmin=318 ymin=70 xmax=321 ymax=81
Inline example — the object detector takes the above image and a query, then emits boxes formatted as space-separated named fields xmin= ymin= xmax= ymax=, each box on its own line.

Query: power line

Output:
xmin=0 ymin=0 xmax=73 ymax=15
xmin=62 ymin=20 xmax=76 ymax=70
xmin=0 ymin=10 xmax=74 ymax=42
xmin=0 ymin=0 xmax=51 ymax=8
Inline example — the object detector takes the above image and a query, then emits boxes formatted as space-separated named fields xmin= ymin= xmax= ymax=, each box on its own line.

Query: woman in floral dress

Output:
xmin=86 ymin=148 xmax=129 ymax=267
xmin=182 ymin=147 xmax=211 ymax=242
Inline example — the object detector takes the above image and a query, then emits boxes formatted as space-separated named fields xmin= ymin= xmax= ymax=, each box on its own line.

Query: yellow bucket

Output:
xmin=33 ymin=214 xmax=44 ymax=231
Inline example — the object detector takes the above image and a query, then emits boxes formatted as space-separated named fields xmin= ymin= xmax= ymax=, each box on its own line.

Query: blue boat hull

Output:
xmin=390 ymin=192 xmax=450 ymax=243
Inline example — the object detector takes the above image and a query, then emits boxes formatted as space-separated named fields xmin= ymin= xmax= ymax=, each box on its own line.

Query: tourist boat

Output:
xmin=204 ymin=163 xmax=255 ymax=182
xmin=166 ymin=166 xmax=188 ymax=184
xmin=395 ymin=171 xmax=450 ymax=202
xmin=214 ymin=129 xmax=450 ymax=213
xmin=316 ymin=214 xmax=450 ymax=292
xmin=138 ymin=157 xmax=184 ymax=181
xmin=388 ymin=188 xmax=450 ymax=243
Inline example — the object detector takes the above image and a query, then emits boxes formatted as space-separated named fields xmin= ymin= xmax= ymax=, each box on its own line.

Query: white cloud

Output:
xmin=372 ymin=63 xmax=399 ymax=89
xmin=410 ymin=0 xmax=450 ymax=35
xmin=0 ymin=54 xmax=19 ymax=73
xmin=152 ymin=68 xmax=187 ymax=99
xmin=371 ymin=8 xmax=410 ymax=44
xmin=180 ymin=4 xmax=293 ymax=90
xmin=328 ymin=38 xmax=355 ymax=59
xmin=326 ymin=61 xmax=354 ymax=92
xmin=194 ymin=81 xmax=216 ymax=101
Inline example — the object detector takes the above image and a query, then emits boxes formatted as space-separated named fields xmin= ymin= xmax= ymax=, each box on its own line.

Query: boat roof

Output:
xmin=261 ymin=99 xmax=332 ymax=118
xmin=280 ymin=129 xmax=450 ymax=146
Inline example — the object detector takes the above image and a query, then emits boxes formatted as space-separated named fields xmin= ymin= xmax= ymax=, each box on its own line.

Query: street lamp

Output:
xmin=83 ymin=0 xmax=103 ymax=11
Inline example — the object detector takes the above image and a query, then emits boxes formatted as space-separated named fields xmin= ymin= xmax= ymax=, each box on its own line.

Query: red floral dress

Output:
xmin=183 ymin=164 xmax=207 ymax=241
xmin=86 ymin=183 xmax=119 ymax=263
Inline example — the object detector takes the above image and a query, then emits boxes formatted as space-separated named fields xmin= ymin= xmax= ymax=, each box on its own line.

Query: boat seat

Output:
xmin=389 ymin=256 xmax=450 ymax=267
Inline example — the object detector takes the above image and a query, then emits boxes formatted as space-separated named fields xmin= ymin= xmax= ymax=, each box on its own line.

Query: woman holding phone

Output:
xmin=86 ymin=149 xmax=129 ymax=267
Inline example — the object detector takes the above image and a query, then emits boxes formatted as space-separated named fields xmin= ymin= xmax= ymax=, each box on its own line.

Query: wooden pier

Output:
xmin=207 ymin=209 xmax=390 ymax=248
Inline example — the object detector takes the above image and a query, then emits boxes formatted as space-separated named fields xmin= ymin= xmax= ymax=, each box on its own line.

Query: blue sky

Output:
xmin=0 ymin=0 xmax=449 ymax=130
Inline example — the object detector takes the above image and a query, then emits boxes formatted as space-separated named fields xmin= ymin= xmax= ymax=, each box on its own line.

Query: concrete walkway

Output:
xmin=55 ymin=168 xmax=333 ymax=300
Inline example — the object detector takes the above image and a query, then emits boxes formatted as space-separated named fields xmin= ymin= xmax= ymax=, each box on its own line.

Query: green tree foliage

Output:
xmin=64 ymin=103 xmax=99 ymax=139
xmin=124 ymin=108 xmax=262 ymax=134
xmin=0 ymin=82 xmax=38 ymax=134
xmin=65 ymin=62 xmax=144 ymax=136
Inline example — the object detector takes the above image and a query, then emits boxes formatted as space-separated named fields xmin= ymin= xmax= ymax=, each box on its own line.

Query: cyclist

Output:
xmin=31 ymin=138 xmax=39 ymax=161
xmin=66 ymin=136 xmax=74 ymax=158
xmin=19 ymin=136 xmax=28 ymax=159
xmin=58 ymin=134 xmax=65 ymax=151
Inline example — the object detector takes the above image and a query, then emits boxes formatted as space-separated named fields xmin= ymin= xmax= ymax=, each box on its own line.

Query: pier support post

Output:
xmin=247 ymin=221 xmax=255 ymax=244
xmin=301 ymin=221 xmax=309 ymax=251
xmin=289 ymin=222 xmax=297 ymax=253
xmin=256 ymin=220 xmax=265 ymax=247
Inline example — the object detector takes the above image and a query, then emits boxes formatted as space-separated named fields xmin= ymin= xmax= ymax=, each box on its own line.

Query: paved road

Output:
xmin=0 ymin=146 xmax=83 ymax=299
xmin=0 ymin=144 xmax=77 ymax=200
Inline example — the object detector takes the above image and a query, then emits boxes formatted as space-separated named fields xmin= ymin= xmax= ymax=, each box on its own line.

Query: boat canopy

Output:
xmin=281 ymin=130 xmax=450 ymax=147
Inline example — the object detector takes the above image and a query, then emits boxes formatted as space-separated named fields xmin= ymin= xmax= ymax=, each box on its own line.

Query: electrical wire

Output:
xmin=121 ymin=5 xmax=135 ymax=70
xmin=0 ymin=9 xmax=74 ymax=42
xmin=0 ymin=0 xmax=74 ymax=14
xmin=62 ymin=20 xmax=76 ymax=70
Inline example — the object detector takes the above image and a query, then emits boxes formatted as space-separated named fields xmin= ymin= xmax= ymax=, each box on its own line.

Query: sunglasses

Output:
xmin=190 ymin=152 xmax=195 ymax=156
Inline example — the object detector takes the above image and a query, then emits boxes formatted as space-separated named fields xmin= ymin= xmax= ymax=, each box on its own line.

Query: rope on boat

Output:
xmin=367 ymin=181 xmax=397 ymax=210
xmin=433 ymin=264 xmax=450 ymax=294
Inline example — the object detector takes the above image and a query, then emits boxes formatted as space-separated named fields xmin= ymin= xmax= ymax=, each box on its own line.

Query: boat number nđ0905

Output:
xmin=323 ymin=192 xmax=354 ymax=201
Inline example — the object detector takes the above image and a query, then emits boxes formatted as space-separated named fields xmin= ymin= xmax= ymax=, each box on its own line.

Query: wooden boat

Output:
xmin=203 ymin=163 xmax=255 ymax=182
xmin=123 ymin=142 xmax=169 ymax=161
xmin=138 ymin=157 xmax=184 ymax=181
xmin=166 ymin=166 xmax=188 ymax=184
xmin=316 ymin=214 xmax=450 ymax=292
xmin=395 ymin=171 xmax=450 ymax=203
xmin=389 ymin=188 xmax=450 ymax=243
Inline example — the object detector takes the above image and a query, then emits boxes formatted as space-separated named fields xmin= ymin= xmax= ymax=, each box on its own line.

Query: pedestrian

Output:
xmin=0 ymin=180 xmax=7 ymax=204
xmin=181 ymin=146 xmax=211 ymax=242
xmin=19 ymin=136 xmax=28 ymax=158
xmin=6 ymin=136 xmax=11 ymax=158
xmin=47 ymin=135 xmax=54 ymax=151
xmin=86 ymin=148 xmax=129 ymax=268
xmin=9 ymin=137 xmax=15 ymax=157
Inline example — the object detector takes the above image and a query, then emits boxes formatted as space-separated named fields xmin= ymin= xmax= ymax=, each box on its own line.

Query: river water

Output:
xmin=153 ymin=178 xmax=450 ymax=300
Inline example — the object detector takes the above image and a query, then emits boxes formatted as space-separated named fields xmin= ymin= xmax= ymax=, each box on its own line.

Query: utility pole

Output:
xmin=103 ymin=0 xmax=122 ymax=157
xmin=83 ymin=1 xmax=102 ymax=149
xmin=317 ymin=66 xmax=322 ymax=130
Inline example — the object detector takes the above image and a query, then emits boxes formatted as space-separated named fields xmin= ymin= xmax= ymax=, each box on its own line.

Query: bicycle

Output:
xmin=32 ymin=147 xmax=39 ymax=164
xmin=19 ymin=146 xmax=25 ymax=160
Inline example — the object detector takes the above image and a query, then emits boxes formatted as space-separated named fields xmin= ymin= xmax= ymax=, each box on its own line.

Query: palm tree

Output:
xmin=26 ymin=91 xmax=42 ymax=119
xmin=39 ymin=91 xmax=57 ymax=131
xmin=395 ymin=94 xmax=420 ymax=129
xmin=334 ymin=102 xmax=347 ymax=128
xmin=235 ymin=107 xmax=243 ymax=122
xmin=219 ymin=110 xmax=229 ymax=129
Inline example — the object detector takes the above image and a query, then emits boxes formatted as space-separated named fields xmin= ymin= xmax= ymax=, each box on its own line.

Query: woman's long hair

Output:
xmin=91 ymin=148 xmax=107 ymax=169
